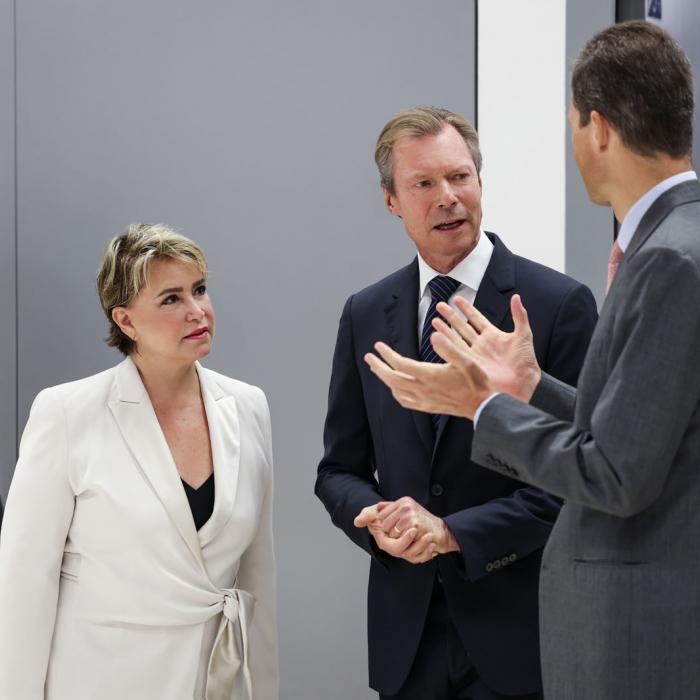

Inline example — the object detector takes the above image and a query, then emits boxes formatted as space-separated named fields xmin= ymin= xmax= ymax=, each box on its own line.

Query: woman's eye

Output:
xmin=416 ymin=180 xmax=431 ymax=188
xmin=161 ymin=294 xmax=179 ymax=305
xmin=195 ymin=284 xmax=207 ymax=296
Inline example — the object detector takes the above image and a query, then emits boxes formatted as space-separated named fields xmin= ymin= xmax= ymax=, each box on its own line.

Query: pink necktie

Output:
xmin=606 ymin=240 xmax=624 ymax=293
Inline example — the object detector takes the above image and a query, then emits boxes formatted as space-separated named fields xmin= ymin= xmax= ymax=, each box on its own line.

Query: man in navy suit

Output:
xmin=315 ymin=106 xmax=598 ymax=699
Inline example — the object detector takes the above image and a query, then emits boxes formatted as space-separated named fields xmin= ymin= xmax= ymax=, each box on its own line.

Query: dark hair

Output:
xmin=572 ymin=21 xmax=693 ymax=158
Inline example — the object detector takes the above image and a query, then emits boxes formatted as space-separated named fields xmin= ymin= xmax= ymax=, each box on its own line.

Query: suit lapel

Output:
xmin=384 ymin=260 xmax=434 ymax=455
xmin=472 ymin=233 xmax=516 ymax=328
xmin=432 ymin=233 xmax=515 ymax=453
xmin=108 ymin=358 xmax=205 ymax=570
xmin=625 ymin=180 xmax=700 ymax=259
xmin=197 ymin=365 xmax=240 ymax=548
xmin=604 ymin=180 xmax=700 ymax=302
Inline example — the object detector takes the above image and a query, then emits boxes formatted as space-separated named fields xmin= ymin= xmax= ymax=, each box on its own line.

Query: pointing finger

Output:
xmin=434 ymin=302 xmax=478 ymax=345
xmin=431 ymin=331 xmax=473 ymax=366
xmin=452 ymin=296 xmax=490 ymax=333
xmin=432 ymin=316 xmax=474 ymax=348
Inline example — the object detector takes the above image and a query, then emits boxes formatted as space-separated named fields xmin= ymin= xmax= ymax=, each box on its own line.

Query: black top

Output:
xmin=181 ymin=472 xmax=215 ymax=531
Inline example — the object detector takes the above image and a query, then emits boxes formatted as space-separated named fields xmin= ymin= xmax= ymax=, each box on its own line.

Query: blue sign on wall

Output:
xmin=648 ymin=0 xmax=662 ymax=19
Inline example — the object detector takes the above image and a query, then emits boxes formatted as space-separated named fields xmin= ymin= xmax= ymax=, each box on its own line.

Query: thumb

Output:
xmin=511 ymin=294 xmax=531 ymax=336
xmin=354 ymin=504 xmax=379 ymax=528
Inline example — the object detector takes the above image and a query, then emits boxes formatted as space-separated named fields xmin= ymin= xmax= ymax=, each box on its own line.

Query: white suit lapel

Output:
xmin=196 ymin=364 xmax=240 ymax=548
xmin=107 ymin=358 xmax=205 ymax=570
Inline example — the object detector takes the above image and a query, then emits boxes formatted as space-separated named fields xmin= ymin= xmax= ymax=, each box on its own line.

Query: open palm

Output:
xmin=432 ymin=294 xmax=541 ymax=404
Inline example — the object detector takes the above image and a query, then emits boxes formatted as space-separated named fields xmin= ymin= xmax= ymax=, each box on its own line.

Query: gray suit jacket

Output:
xmin=472 ymin=180 xmax=700 ymax=700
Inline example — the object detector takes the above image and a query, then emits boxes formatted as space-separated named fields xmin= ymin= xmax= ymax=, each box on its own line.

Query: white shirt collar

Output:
xmin=617 ymin=170 xmax=697 ymax=253
xmin=417 ymin=230 xmax=494 ymax=300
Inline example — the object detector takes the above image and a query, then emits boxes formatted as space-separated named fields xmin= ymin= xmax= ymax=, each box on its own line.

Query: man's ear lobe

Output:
xmin=383 ymin=187 xmax=399 ymax=216
xmin=590 ymin=110 xmax=610 ymax=150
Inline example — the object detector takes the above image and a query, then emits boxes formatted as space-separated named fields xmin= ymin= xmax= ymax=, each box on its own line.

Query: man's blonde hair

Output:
xmin=374 ymin=106 xmax=482 ymax=194
xmin=96 ymin=223 xmax=208 ymax=355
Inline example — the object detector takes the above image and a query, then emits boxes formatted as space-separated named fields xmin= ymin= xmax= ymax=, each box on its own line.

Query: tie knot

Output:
xmin=427 ymin=276 xmax=460 ymax=304
xmin=609 ymin=240 xmax=624 ymax=265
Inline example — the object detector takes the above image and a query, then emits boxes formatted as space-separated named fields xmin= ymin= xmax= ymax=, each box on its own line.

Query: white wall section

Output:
xmin=478 ymin=1 xmax=567 ymax=271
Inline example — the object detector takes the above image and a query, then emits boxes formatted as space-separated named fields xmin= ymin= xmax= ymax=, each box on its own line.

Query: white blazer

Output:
xmin=0 ymin=358 xmax=278 ymax=699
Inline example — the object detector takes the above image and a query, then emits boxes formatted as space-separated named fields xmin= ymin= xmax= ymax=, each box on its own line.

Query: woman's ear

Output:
xmin=112 ymin=307 xmax=136 ymax=341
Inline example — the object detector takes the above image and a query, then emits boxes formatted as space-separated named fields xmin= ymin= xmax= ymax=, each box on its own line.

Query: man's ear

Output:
xmin=589 ymin=110 xmax=611 ymax=151
xmin=383 ymin=187 xmax=402 ymax=219
xmin=112 ymin=307 xmax=135 ymax=340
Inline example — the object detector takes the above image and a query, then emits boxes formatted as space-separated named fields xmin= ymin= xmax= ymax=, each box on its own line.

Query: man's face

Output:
xmin=569 ymin=103 xmax=608 ymax=206
xmin=384 ymin=125 xmax=482 ymax=272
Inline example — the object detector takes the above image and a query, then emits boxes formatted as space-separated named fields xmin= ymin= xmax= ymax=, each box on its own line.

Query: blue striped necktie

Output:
xmin=420 ymin=275 xmax=461 ymax=433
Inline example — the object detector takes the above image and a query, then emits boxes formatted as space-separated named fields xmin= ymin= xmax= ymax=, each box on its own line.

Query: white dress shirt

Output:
xmin=417 ymin=230 xmax=494 ymax=341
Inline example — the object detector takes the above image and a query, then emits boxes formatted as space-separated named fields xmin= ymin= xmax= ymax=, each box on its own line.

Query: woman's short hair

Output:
xmin=374 ymin=106 xmax=482 ymax=194
xmin=97 ymin=223 xmax=208 ymax=355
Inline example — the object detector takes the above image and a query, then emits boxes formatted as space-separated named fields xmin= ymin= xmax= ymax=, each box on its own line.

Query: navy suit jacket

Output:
xmin=315 ymin=233 xmax=598 ymax=696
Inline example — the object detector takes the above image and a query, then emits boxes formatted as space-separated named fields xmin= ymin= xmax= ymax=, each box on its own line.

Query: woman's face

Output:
xmin=113 ymin=257 xmax=215 ymax=366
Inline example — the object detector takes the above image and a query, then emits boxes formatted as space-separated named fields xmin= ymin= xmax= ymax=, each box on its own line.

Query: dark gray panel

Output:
xmin=566 ymin=0 xmax=616 ymax=306
xmin=0 ymin=0 xmax=15 ymax=503
xmin=15 ymin=2 xmax=475 ymax=696
xmin=617 ymin=0 xmax=646 ymax=21
xmin=650 ymin=0 xmax=700 ymax=170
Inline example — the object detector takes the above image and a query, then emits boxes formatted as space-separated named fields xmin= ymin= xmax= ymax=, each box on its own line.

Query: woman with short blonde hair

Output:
xmin=0 ymin=223 xmax=278 ymax=699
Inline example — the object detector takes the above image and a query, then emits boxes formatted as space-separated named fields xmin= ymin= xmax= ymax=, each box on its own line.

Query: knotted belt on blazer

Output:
xmin=60 ymin=553 xmax=255 ymax=700
xmin=205 ymin=587 xmax=255 ymax=700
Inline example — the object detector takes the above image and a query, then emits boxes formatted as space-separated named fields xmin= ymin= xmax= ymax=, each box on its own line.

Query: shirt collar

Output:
xmin=617 ymin=170 xmax=698 ymax=253
xmin=417 ymin=230 xmax=494 ymax=300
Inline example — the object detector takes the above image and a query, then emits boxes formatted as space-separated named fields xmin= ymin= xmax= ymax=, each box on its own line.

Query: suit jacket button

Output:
xmin=431 ymin=484 xmax=444 ymax=497
xmin=485 ymin=563 xmax=494 ymax=572
xmin=509 ymin=553 xmax=517 ymax=562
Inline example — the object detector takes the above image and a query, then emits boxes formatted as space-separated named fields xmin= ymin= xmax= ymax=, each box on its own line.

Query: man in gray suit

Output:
xmin=364 ymin=21 xmax=700 ymax=700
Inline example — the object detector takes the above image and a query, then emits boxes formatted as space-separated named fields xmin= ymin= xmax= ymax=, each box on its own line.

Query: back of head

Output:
xmin=374 ymin=106 xmax=482 ymax=194
xmin=572 ymin=20 xmax=693 ymax=159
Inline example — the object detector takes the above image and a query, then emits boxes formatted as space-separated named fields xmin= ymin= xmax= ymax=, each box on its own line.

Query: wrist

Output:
xmin=436 ymin=520 xmax=460 ymax=554
xmin=520 ymin=367 xmax=542 ymax=403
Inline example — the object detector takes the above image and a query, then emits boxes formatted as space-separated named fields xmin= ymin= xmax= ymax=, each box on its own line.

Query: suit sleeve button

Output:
xmin=431 ymin=484 xmax=444 ymax=497
xmin=492 ymin=560 xmax=501 ymax=569
xmin=501 ymin=556 xmax=510 ymax=566
xmin=509 ymin=553 xmax=517 ymax=562
xmin=485 ymin=563 xmax=494 ymax=572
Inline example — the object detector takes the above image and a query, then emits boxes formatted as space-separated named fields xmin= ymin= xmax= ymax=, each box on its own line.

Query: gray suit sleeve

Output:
xmin=472 ymin=246 xmax=700 ymax=517
xmin=530 ymin=372 xmax=577 ymax=422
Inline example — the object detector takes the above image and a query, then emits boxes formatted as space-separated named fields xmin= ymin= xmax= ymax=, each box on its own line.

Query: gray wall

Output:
xmin=565 ymin=0 xmax=616 ymax=304
xmin=648 ymin=0 xmax=700 ymax=169
xmin=5 ymin=2 xmax=476 ymax=697
xmin=0 ymin=0 xmax=15 ymax=505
